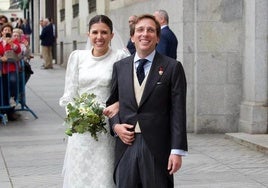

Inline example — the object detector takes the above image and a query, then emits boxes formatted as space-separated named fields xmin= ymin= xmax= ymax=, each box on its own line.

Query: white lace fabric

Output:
xmin=59 ymin=48 xmax=129 ymax=188
xmin=63 ymin=132 xmax=115 ymax=188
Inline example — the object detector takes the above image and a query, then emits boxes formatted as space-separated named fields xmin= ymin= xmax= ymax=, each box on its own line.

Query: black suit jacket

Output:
xmin=126 ymin=38 xmax=136 ymax=55
xmin=40 ymin=23 xmax=54 ymax=46
xmin=107 ymin=52 xmax=187 ymax=182
xmin=156 ymin=26 xmax=178 ymax=59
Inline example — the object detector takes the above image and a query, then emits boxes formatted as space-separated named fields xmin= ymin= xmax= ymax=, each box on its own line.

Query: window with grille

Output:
xmin=88 ymin=0 xmax=96 ymax=13
xmin=73 ymin=3 xmax=79 ymax=18
xmin=73 ymin=40 xmax=77 ymax=50
xmin=60 ymin=9 xmax=65 ymax=22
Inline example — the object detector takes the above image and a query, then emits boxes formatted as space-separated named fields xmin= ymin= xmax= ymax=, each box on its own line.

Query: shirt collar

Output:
xmin=161 ymin=25 xmax=168 ymax=29
xmin=134 ymin=50 xmax=156 ymax=63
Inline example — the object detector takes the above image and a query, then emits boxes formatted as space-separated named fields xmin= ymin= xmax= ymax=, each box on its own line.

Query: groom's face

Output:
xmin=131 ymin=18 xmax=159 ymax=56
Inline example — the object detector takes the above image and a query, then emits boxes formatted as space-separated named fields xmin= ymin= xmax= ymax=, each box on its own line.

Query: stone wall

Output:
xmin=183 ymin=0 xmax=244 ymax=133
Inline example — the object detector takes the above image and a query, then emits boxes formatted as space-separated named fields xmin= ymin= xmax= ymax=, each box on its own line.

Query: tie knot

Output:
xmin=139 ymin=59 xmax=148 ymax=66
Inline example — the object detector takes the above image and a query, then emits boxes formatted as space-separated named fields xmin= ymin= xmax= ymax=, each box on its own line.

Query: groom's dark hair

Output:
xmin=130 ymin=14 xmax=161 ymax=38
xmin=88 ymin=15 xmax=113 ymax=33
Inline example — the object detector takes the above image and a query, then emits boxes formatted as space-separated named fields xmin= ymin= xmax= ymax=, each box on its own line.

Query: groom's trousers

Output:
xmin=115 ymin=134 xmax=172 ymax=188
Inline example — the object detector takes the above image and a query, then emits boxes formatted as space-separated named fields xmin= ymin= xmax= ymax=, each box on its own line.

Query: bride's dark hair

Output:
xmin=88 ymin=15 xmax=113 ymax=33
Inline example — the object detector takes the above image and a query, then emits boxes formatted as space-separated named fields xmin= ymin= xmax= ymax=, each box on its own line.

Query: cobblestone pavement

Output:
xmin=175 ymin=134 xmax=268 ymax=188
xmin=0 ymin=56 xmax=267 ymax=188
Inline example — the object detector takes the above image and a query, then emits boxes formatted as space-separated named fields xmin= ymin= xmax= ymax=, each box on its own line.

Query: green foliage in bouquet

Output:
xmin=64 ymin=93 xmax=107 ymax=141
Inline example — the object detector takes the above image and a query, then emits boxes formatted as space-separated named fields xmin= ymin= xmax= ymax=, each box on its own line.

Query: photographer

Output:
xmin=0 ymin=23 xmax=21 ymax=121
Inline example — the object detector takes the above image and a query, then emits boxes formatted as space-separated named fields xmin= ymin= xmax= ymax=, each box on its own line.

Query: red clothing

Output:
xmin=0 ymin=38 xmax=21 ymax=74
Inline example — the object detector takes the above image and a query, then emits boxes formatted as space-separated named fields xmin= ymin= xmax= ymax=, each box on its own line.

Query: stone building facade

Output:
xmin=35 ymin=0 xmax=267 ymax=134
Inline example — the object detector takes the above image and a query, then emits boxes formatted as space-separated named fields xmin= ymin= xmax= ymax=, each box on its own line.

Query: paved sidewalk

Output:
xmin=176 ymin=134 xmax=268 ymax=188
xmin=0 ymin=56 xmax=267 ymax=188
xmin=0 ymin=56 xmax=66 ymax=188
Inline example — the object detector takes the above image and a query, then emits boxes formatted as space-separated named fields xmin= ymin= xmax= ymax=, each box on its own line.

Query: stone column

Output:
xmin=33 ymin=0 xmax=41 ymax=54
xmin=239 ymin=0 xmax=268 ymax=133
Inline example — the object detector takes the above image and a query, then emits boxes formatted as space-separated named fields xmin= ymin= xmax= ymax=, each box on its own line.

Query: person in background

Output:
xmin=21 ymin=18 xmax=32 ymax=44
xmin=0 ymin=23 xmax=21 ymax=121
xmin=12 ymin=28 xmax=30 ymax=59
xmin=106 ymin=14 xmax=187 ymax=188
xmin=40 ymin=18 xmax=54 ymax=69
xmin=0 ymin=15 xmax=8 ymax=30
xmin=39 ymin=19 xmax=45 ymax=29
xmin=10 ymin=17 xmax=17 ymax=28
xmin=154 ymin=10 xmax=178 ymax=59
xmin=126 ymin=15 xmax=137 ymax=55
xmin=12 ymin=28 xmax=33 ymax=84
xmin=15 ymin=18 xmax=23 ymax=30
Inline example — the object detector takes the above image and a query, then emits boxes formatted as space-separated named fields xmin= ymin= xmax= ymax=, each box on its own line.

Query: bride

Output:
xmin=59 ymin=15 xmax=129 ymax=188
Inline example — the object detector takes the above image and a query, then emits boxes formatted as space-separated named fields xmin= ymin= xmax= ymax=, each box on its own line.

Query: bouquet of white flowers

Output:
xmin=64 ymin=93 xmax=107 ymax=141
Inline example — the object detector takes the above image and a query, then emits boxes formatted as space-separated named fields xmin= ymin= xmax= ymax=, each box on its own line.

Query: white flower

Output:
xmin=64 ymin=93 xmax=107 ymax=141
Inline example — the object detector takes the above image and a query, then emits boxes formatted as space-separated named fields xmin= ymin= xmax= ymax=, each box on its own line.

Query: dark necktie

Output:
xmin=136 ymin=59 xmax=148 ymax=85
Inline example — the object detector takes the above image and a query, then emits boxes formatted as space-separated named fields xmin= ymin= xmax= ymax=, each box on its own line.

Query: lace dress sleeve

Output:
xmin=59 ymin=50 xmax=80 ymax=108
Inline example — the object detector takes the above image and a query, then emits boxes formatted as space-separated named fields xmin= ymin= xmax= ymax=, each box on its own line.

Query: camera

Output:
xmin=5 ymin=33 xmax=11 ymax=38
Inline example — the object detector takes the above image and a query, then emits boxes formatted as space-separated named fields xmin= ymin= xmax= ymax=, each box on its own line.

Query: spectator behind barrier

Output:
xmin=12 ymin=28 xmax=34 ymax=84
xmin=0 ymin=23 xmax=22 ymax=121
xmin=12 ymin=28 xmax=32 ymax=61
xmin=0 ymin=15 xmax=8 ymax=31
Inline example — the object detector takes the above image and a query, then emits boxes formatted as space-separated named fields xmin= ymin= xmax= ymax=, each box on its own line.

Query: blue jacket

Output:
xmin=126 ymin=38 xmax=136 ymax=55
xmin=40 ymin=23 xmax=54 ymax=46
xmin=156 ymin=26 xmax=178 ymax=59
xmin=21 ymin=23 xmax=32 ymax=35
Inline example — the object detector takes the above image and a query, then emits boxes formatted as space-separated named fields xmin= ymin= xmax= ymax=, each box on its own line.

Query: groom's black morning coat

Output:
xmin=107 ymin=52 xmax=188 ymax=185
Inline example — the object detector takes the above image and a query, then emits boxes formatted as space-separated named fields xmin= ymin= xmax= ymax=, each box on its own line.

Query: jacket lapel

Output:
xmin=139 ymin=53 xmax=167 ymax=106
xmin=122 ymin=56 xmax=139 ymax=108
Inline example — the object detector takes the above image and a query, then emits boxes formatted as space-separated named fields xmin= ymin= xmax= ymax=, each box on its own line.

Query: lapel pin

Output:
xmin=158 ymin=66 xmax=163 ymax=75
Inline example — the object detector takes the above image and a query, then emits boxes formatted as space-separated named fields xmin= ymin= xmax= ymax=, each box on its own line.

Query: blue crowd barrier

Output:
xmin=0 ymin=59 xmax=38 ymax=125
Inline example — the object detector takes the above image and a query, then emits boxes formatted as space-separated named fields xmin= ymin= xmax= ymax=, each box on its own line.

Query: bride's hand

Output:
xmin=103 ymin=102 xmax=119 ymax=118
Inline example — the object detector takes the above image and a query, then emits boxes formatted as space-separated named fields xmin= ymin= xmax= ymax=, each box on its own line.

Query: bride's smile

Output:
xmin=88 ymin=22 xmax=114 ymax=57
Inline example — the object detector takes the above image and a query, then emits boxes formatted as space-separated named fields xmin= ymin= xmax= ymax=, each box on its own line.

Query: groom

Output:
xmin=107 ymin=14 xmax=188 ymax=188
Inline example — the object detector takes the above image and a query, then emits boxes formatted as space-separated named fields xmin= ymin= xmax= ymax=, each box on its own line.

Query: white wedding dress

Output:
xmin=59 ymin=48 xmax=129 ymax=188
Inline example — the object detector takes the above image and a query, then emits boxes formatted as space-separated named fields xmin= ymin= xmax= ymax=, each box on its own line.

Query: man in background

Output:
xmin=126 ymin=15 xmax=137 ymax=55
xmin=40 ymin=18 xmax=54 ymax=69
xmin=154 ymin=10 xmax=178 ymax=59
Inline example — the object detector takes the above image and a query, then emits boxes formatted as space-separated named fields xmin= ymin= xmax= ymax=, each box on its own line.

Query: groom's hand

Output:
xmin=114 ymin=124 xmax=135 ymax=145
xmin=167 ymin=154 xmax=182 ymax=175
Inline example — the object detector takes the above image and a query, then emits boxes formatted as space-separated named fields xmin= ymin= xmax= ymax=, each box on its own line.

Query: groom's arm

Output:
xmin=106 ymin=63 xmax=119 ymax=106
xmin=167 ymin=60 xmax=188 ymax=175
xmin=170 ymin=61 xmax=188 ymax=152
xmin=106 ymin=63 xmax=120 ymax=136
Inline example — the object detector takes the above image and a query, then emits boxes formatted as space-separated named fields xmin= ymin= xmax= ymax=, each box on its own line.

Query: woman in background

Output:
xmin=0 ymin=23 xmax=21 ymax=120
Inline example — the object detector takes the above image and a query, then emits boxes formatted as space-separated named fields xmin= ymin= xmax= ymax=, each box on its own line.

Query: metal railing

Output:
xmin=0 ymin=59 xmax=38 ymax=124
